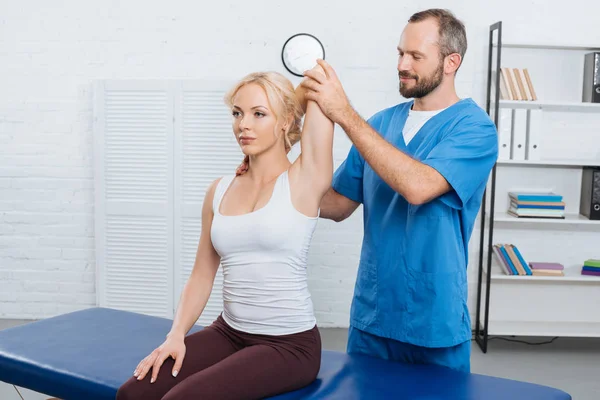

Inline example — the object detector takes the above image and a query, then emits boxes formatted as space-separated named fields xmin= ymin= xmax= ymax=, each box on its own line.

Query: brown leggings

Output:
xmin=116 ymin=314 xmax=321 ymax=400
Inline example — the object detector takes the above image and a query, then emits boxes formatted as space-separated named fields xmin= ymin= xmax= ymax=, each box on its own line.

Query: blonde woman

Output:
xmin=116 ymin=65 xmax=334 ymax=400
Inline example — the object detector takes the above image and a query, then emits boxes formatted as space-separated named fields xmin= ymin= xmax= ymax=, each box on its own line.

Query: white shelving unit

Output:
xmin=497 ymin=42 xmax=600 ymax=51
xmin=485 ymin=265 xmax=600 ymax=283
xmin=499 ymin=99 xmax=600 ymax=112
xmin=494 ymin=211 xmax=600 ymax=225
xmin=497 ymin=159 xmax=600 ymax=167
xmin=481 ymin=262 xmax=600 ymax=338
xmin=475 ymin=22 xmax=600 ymax=352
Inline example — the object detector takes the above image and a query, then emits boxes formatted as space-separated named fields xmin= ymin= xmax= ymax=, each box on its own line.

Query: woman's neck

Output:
xmin=245 ymin=149 xmax=291 ymax=183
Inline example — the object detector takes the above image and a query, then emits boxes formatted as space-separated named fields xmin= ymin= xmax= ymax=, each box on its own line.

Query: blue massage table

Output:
xmin=0 ymin=307 xmax=571 ymax=400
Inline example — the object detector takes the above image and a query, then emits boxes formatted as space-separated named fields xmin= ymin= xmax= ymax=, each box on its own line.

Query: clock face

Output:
xmin=281 ymin=33 xmax=325 ymax=77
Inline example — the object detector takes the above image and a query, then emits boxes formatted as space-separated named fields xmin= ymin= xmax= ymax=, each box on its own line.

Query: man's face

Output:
xmin=397 ymin=19 xmax=445 ymax=99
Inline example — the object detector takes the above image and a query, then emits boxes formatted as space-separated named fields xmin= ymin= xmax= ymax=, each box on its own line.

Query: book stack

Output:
xmin=528 ymin=262 xmax=565 ymax=277
xmin=499 ymin=67 xmax=537 ymax=101
xmin=492 ymin=243 xmax=532 ymax=276
xmin=507 ymin=192 xmax=565 ymax=219
xmin=581 ymin=259 xmax=600 ymax=276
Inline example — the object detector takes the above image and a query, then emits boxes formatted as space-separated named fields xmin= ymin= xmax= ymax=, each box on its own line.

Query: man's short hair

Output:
xmin=408 ymin=8 xmax=467 ymax=70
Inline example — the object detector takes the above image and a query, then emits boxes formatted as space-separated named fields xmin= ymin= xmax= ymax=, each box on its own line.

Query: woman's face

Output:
xmin=231 ymin=83 xmax=285 ymax=156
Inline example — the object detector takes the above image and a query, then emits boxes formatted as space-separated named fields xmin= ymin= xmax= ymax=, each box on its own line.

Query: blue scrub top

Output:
xmin=332 ymin=98 xmax=498 ymax=348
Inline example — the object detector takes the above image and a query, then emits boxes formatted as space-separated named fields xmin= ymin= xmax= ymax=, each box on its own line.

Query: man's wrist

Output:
xmin=338 ymin=105 xmax=361 ymax=135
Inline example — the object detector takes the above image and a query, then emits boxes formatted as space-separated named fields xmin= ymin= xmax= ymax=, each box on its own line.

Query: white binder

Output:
xmin=497 ymin=109 xmax=513 ymax=160
xmin=511 ymin=109 xmax=527 ymax=160
xmin=525 ymin=109 xmax=542 ymax=160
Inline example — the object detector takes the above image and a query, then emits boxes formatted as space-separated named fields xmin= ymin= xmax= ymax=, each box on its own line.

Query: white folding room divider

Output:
xmin=94 ymin=79 xmax=241 ymax=326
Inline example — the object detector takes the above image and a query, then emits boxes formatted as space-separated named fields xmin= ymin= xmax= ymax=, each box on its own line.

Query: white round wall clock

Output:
xmin=281 ymin=33 xmax=325 ymax=77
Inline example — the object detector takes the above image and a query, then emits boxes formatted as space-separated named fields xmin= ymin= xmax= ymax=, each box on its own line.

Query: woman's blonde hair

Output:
xmin=224 ymin=71 xmax=304 ymax=153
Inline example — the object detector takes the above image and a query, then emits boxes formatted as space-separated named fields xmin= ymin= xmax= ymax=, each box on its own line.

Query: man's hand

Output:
xmin=235 ymin=155 xmax=249 ymax=176
xmin=301 ymin=59 xmax=353 ymax=124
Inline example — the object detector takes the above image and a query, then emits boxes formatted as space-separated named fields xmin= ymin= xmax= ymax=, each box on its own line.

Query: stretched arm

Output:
xmin=168 ymin=179 xmax=221 ymax=339
xmin=301 ymin=59 xmax=450 ymax=205
xmin=295 ymin=64 xmax=335 ymax=190
xmin=338 ymin=111 xmax=450 ymax=205
xmin=319 ymin=187 xmax=360 ymax=222
xmin=289 ymin=64 xmax=335 ymax=214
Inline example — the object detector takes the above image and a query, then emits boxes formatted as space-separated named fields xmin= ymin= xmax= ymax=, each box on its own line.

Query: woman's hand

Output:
xmin=301 ymin=59 xmax=350 ymax=125
xmin=296 ymin=63 xmax=326 ymax=113
xmin=133 ymin=335 xmax=186 ymax=383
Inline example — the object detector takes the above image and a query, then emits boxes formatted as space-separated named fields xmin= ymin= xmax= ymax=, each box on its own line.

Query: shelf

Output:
xmin=497 ymin=159 xmax=600 ymax=167
xmin=497 ymin=100 xmax=600 ymax=112
xmin=494 ymin=43 xmax=600 ymax=51
xmin=487 ymin=321 xmax=600 ymax=337
xmin=494 ymin=212 xmax=599 ymax=225
xmin=485 ymin=265 xmax=600 ymax=283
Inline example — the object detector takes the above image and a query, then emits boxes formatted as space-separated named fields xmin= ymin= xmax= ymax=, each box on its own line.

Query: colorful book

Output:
xmin=504 ymin=245 xmax=526 ymax=275
xmin=494 ymin=244 xmax=517 ymax=275
xmin=508 ymin=192 xmax=563 ymax=202
xmin=498 ymin=245 xmax=519 ymax=275
xmin=528 ymin=262 xmax=564 ymax=270
xmin=492 ymin=245 xmax=512 ymax=275
xmin=509 ymin=245 xmax=532 ymax=275
xmin=581 ymin=269 xmax=600 ymax=276
xmin=532 ymin=269 xmax=564 ymax=276
xmin=507 ymin=209 xmax=565 ymax=219
xmin=510 ymin=200 xmax=565 ymax=207
xmin=508 ymin=207 xmax=564 ymax=215
xmin=583 ymin=259 xmax=600 ymax=268
xmin=510 ymin=201 xmax=565 ymax=210
xmin=523 ymin=69 xmax=538 ymax=101
xmin=582 ymin=266 xmax=600 ymax=272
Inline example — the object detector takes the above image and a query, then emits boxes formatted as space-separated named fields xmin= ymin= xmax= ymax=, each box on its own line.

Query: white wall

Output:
xmin=1 ymin=0 xmax=599 ymax=325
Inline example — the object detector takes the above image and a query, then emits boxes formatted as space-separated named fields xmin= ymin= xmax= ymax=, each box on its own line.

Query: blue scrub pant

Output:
xmin=347 ymin=325 xmax=471 ymax=373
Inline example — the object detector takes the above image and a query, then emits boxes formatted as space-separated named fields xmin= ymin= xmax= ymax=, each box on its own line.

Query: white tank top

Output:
xmin=210 ymin=169 xmax=318 ymax=335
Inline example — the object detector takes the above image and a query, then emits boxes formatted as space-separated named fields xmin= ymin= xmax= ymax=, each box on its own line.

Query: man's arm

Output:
xmin=319 ymin=187 xmax=360 ymax=222
xmin=338 ymin=110 xmax=450 ymax=205
xmin=302 ymin=60 xmax=450 ymax=206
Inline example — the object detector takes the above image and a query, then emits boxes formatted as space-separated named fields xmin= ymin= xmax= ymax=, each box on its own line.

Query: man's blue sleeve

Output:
xmin=421 ymin=118 xmax=499 ymax=209
xmin=332 ymin=144 xmax=365 ymax=204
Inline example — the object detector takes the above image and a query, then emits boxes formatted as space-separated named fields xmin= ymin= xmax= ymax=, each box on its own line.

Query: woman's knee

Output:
xmin=116 ymin=377 xmax=157 ymax=400
xmin=115 ymin=379 xmax=141 ymax=400
xmin=303 ymin=361 xmax=321 ymax=388
xmin=161 ymin=387 xmax=187 ymax=400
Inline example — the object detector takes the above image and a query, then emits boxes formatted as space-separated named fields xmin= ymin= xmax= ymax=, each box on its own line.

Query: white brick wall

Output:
xmin=1 ymin=0 xmax=598 ymax=324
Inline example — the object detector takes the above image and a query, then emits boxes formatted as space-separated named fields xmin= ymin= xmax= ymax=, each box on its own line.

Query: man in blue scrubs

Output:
xmin=301 ymin=9 xmax=498 ymax=372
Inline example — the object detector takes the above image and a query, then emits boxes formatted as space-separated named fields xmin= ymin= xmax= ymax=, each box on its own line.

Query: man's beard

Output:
xmin=399 ymin=61 xmax=444 ymax=99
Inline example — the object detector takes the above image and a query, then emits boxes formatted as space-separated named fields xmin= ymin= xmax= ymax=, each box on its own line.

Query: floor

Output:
xmin=1 ymin=320 xmax=599 ymax=399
